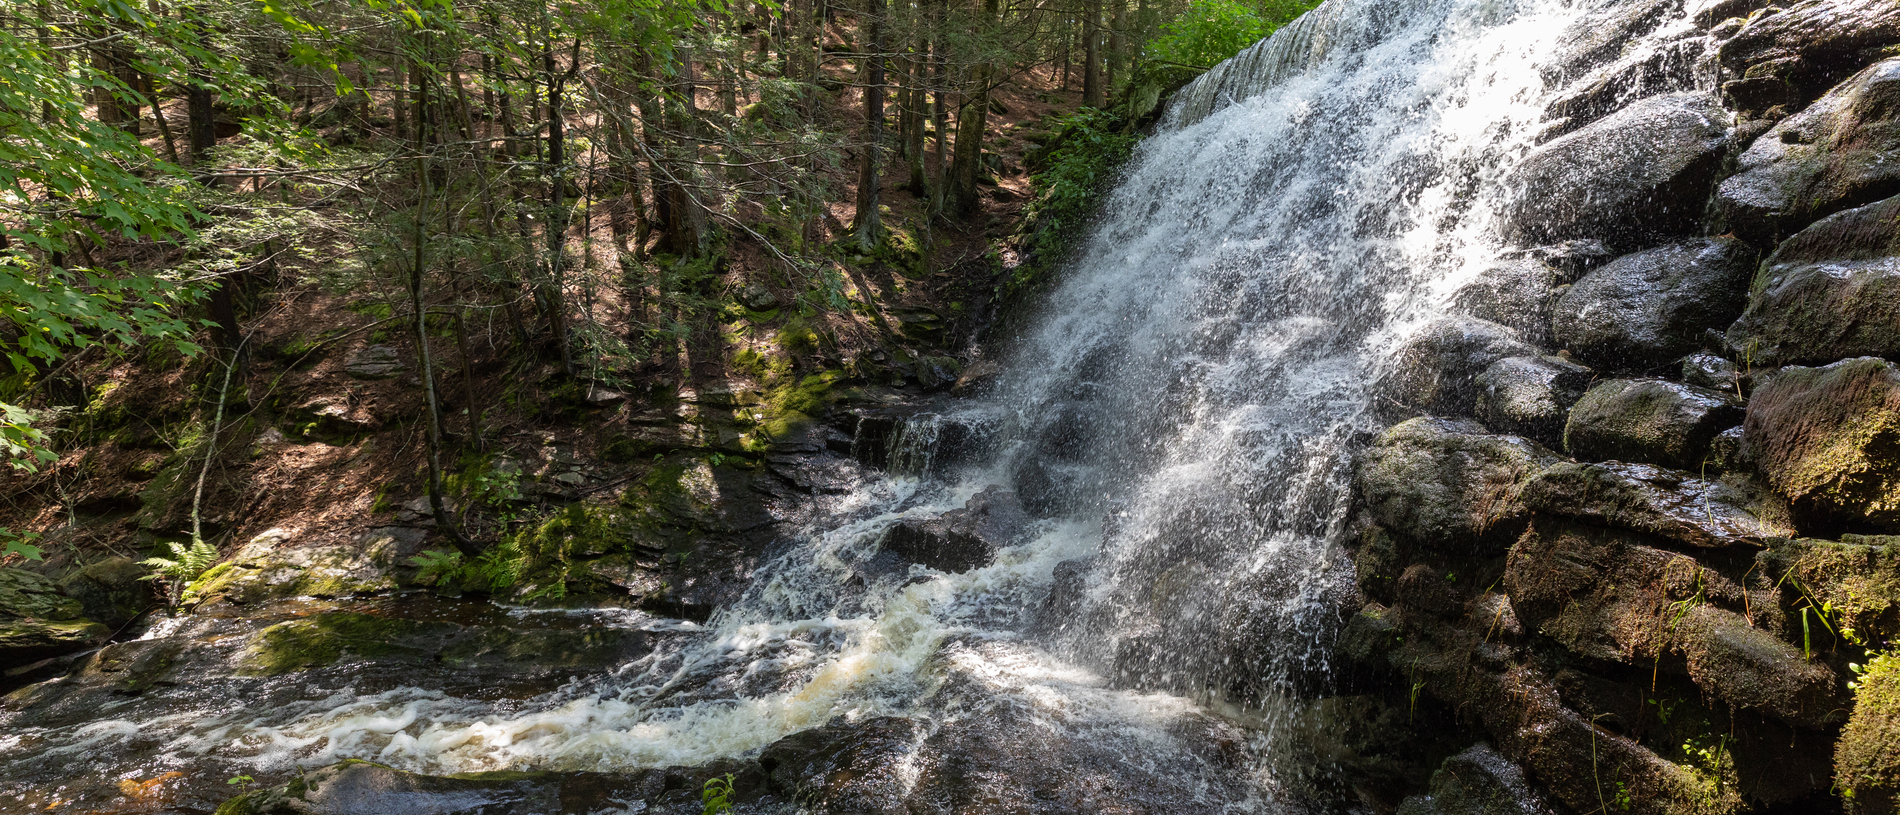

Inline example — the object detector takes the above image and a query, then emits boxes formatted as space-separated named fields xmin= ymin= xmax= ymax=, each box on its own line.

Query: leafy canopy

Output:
xmin=1145 ymin=0 xmax=1322 ymax=69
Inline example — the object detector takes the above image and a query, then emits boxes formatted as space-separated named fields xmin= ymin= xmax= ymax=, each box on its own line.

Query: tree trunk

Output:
xmin=1108 ymin=0 xmax=1125 ymax=101
xmin=852 ymin=0 xmax=885 ymax=249
xmin=543 ymin=38 xmax=575 ymax=376
xmin=1082 ymin=0 xmax=1102 ymax=107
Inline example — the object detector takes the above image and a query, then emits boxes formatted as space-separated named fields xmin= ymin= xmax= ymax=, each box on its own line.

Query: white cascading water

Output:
xmin=0 ymin=0 xmax=1709 ymax=808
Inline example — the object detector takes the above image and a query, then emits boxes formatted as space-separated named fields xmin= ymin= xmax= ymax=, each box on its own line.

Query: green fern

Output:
xmin=407 ymin=550 xmax=464 ymax=586
xmin=140 ymin=539 xmax=220 ymax=607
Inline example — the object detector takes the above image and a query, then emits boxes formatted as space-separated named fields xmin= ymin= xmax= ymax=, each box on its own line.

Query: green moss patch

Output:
xmin=243 ymin=612 xmax=439 ymax=675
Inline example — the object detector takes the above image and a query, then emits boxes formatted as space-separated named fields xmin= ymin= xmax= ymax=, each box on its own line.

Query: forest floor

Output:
xmin=0 ymin=26 xmax=1088 ymax=577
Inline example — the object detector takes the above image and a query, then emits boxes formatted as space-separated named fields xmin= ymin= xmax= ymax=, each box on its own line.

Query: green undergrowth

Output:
xmin=1012 ymin=108 xmax=1139 ymax=299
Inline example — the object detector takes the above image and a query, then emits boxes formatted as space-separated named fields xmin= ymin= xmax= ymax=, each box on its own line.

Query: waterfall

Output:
xmin=0 ymin=0 xmax=1697 ymax=809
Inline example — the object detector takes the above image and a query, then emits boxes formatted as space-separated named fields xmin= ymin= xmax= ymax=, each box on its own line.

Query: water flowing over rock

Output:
xmin=1719 ymin=57 xmax=1900 ymax=245
xmin=1360 ymin=418 xmax=1560 ymax=554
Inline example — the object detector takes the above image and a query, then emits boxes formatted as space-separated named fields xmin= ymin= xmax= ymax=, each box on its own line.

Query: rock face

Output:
xmin=1472 ymin=355 xmax=1592 ymax=446
xmin=1378 ymin=318 xmax=1537 ymax=418
xmin=1359 ymin=418 xmax=1559 ymax=554
xmin=1504 ymin=93 xmax=1730 ymax=252
xmin=1564 ymin=378 xmax=1745 ymax=470
xmin=1550 ymin=238 xmax=1759 ymax=369
xmin=342 ymin=344 xmax=403 ymax=379
xmin=1719 ymin=57 xmax=1900 ymax=245
xmin=1745 ymin=358 xmax=1900 ymax=532
xmin=1726 ymin=194 xmax=1900 ymax=367
xmin=1717 ymin=0 xmax=1900 ymax=117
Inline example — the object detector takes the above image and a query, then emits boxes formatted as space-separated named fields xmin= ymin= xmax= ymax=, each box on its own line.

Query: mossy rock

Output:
xmin=242 ymin=612 xmax=446 ymax=675
xmin=1759 ymin=536 xmax=1900 ymax=643
xmin=1842 ymin=651 xmax=1900 ymax=814
xmin=57 ymin=556 xmax=153 ymax=628
xmin=1747 ymin=358 xmax=1900 ymax=532
xmin=1358 ymin=417 xmax=1561 ymax=554
xmin=191 ymin=528 xmax=423 ymax=605
xmin=1563 ymin=378 xmax=1743 ymax=471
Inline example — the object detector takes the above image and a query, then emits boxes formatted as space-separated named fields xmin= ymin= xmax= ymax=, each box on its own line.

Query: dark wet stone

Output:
xmin=1013 ymin=457 xmax=1087 ymax=518
xmin=1544 ymin=0 xmax=1684 ymax=84
xmin=1726 ymin=194 xmax=1900 ymax=367
xmin=1035 ymin=556 xmax=1096 ymax=632
xmin=758 ymin=716 xmax=924 ymax=814
xmin=1377 ymin=317 xmax=1537 ymax=419
xmin=1412 ymin=743 xmax=1558 ymax=815
xmin=1551 ymin=238 xmax=1759 ymax=370
xmin=1717 ymin=0 xmax=1900 ymax=118
xmin=1451 ymin=259 xmax=1558 ymax=345
xmin=879 ymin=486 xmax=1031 ymax=573
xmin=1521 ymin=461 xmax=1781 ymax=548
xmin=1681 ymin=352 xmax=1740 ymax=392
xmin=1563 ymin=378 xmax=1744 ymax=470
xmin=1504 ymin=93 xmax=1729 ymax=252
xmin=1745 ymin=357 xmax=1900 ymax=532
xmin=1720 ymin=57 xmax=1900 ymax=245
xmin=1473 ymin=355 xmax=1593 ymax=446
xmin=1359 ymin=418 xmax=1560 ymax=554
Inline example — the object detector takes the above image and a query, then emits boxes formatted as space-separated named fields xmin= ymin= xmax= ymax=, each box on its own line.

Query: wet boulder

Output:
xmin=1359 ymin=418 xmax=1561 ymax=554
xmin=1504 ymin=93 xmax=1730 ymax=252
xmin=878 ymin=486 xmax=1031 ymax=573
xmin=1717 ymin=0 xmax=1900 ymax=118
xmin=1522 ymin=461 xmax=1786 ymax=548
xmin=1377 ymin=318 xmax=1537 ymax=418
xmin=1396 ymin=743 xmax=1557 ymax=815
xmin=1450 ymin=259 xmax=1559 ymax=345
xmin=1838 ymin=649 xmax=1900 ymax=815
xmin=213 ymin=759 xmax=738 ymax=815
xmin=1543 ymin=0 xmax=1684 ymax=85
xmin=1680 ymin=351 xmax=1741 ymax=392
xmin=1744 ymin=358 xmax=1900 ymax=532
xmin=1473 ymin=355 xmax=1593 ymax=446
xmin=1563 ymin=378 xmax=1744 ymax=470
xmin=1012 ymin=457 xmax=1090 ymax=518
xmin=758 ymin=716 xmax=925 ymax=814
xmin=1551 ymin=238 xmax=1759 ymax=370
xmin=1725 ymin=194 xmax=1900 ymax=367
xmin=1719 ymin=57 xmax=1900 ymax=245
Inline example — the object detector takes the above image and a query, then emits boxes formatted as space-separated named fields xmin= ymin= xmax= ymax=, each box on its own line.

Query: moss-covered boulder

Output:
xmin=1450 ymin=259 xmax=1560 ymax=346
xmin=1359 ymin=418 xmax=1560 ymax=554
xmin=1725 ymin=194 xmax=1900 ymax=367
xmin=1564 ymin=379 xmax=1744 ymax=470
xmin=241 ymin=612 xmax=446 ymax=675
xmin=0 ymin=568 xmax=107 ymax=665
xmin=192 ymin=528 xmax=428 ymax=605
xmin=1758 ymin=536 xmax=1900 ymax=644
xmin=1840 ymin=653 xmax=1900 ymax=815
xmin=57 ymin=556 xmax=152 ymax=628
xmin=1551 ymin=238 xmax=1758 ymax=370
xmin=1744 ymin=358 xmax=1900 ymax=532
xmin=1521 ymin=461 xmax=1788 ymax=548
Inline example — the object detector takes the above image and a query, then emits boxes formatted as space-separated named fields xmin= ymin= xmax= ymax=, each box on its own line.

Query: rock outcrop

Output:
xmin=1726 ymin=194 xmax=1900 ymax=367
xmin=1551 ymin=238 xmax=1758 ymax=370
